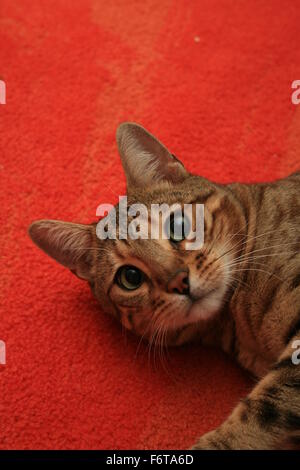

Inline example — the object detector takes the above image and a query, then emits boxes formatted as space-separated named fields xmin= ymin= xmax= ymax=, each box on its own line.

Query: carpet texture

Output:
xmin=1 ymin=0 xmax=300 ymax=450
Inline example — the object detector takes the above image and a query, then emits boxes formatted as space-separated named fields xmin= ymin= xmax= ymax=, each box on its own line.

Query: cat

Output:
xmin=28 ymin=122 xmax=300 ymax=449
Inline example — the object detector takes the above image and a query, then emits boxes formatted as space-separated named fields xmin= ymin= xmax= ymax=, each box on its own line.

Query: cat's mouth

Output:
xmin=188 ymin=287 xmax=218 ymax=303
xmin=185 ymin=287 xmax=224 ymax=322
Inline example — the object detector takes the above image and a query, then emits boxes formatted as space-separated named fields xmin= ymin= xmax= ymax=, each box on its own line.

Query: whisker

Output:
xmin=215 ymin=227 xmax=299 ymax=266
xmin=229 ymin=267 xmax=284 ymax=282
xmin=220 ymin=251 xmax=299 ymax=271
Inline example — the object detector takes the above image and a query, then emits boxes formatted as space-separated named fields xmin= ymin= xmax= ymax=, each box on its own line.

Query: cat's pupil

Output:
xmin=116 ymin=265 xmax=143 ymax=290
xmin=169 ymin=212 xmax=190 ymax=242
xmin=125 ymin=267 xmax=141 ymax=285
xmin=171 ymin=214 xmax=183 ymax=235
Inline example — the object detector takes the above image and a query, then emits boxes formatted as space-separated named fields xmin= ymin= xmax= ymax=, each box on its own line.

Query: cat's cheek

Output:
xmin=187 ymin=303 xmax=218 ymax=323
xmin=187 ymin=292 xmax=223 ymax=323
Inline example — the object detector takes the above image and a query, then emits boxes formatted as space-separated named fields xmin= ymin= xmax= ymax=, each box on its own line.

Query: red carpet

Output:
xmin=1 ymin=0 xmax=300 ymax=450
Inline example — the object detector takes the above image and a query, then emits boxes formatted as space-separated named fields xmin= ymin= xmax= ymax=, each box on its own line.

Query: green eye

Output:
xmin=167 ymin=212 xmax=191 ymax=243
xmin=116 ymin=265 xmax=144 ymax=290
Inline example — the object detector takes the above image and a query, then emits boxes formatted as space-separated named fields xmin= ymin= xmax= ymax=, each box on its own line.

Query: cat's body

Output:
xmin=207 ymin=173 xmax=300 ymax=378
xmin=29 ymin=123 xmax=300 ymax=449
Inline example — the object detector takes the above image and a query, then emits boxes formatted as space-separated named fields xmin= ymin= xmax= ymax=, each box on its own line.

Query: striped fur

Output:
xmin=29 ymin=123 xmax=300 ymax=449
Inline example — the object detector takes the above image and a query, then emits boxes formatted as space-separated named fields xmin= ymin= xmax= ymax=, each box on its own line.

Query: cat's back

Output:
xmin=229 ymin=170 xmax=300 ymax=226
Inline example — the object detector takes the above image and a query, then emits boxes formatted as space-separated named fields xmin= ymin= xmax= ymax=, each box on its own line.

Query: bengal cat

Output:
xmin=29 ymin=122 xmax=300 ymax=449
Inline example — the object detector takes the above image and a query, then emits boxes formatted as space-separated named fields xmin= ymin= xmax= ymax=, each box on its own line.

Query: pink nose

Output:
xmin=167 ymin=270 xmax=190 ymax=295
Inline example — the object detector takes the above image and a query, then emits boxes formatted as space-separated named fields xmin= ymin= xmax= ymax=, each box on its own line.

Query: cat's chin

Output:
xmin=186 ymin=291 xmax=224 ymax=324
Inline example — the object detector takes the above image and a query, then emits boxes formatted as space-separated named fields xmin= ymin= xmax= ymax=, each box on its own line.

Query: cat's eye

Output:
xmin=116 ymin=265 xmax=144 ymax=291
xmin=166 ymin=211 xmax=191 ymax=243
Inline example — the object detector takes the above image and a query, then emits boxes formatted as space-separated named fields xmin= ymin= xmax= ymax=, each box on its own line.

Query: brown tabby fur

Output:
xmin=29 ymin=123 xmax=300 ymax=449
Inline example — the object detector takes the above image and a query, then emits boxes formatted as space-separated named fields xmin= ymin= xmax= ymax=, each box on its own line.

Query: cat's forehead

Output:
xmin=126 ymin=177 xmax=213 ymax=207
xmin=127 ymin=187 xmax=186 ymax=206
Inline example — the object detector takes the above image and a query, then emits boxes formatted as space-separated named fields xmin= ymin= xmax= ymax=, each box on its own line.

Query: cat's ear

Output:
xmin=28 ymin=220 xmax=94 ymax=280
xmin=116 ymin=122 xmax=188 ymax=188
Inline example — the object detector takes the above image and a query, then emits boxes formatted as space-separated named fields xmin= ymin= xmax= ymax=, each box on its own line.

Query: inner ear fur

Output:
xmin=28 ymin=219 xmax=95 ymax=280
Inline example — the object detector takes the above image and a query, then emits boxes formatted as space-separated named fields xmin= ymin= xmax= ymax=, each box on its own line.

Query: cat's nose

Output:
xmin=167 ymin=270 xmax=190 ymax=296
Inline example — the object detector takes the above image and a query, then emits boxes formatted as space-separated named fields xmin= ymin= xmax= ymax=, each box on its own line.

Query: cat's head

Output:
xmin=29 ymin=123 xmax=246 ymax=344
